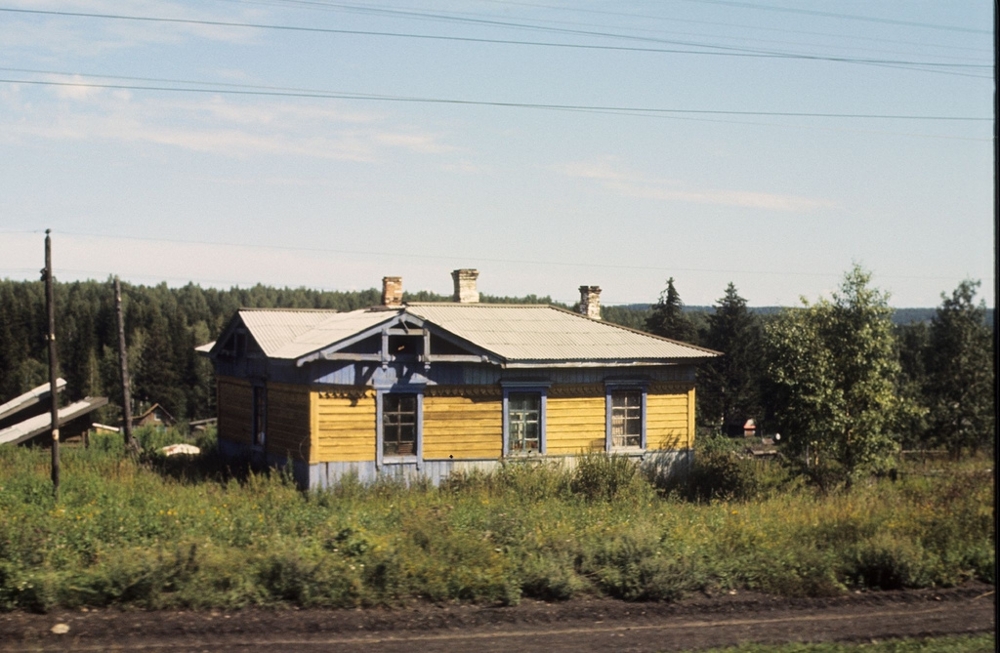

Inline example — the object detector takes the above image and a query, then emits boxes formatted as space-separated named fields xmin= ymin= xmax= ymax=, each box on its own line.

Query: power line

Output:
xmin=0 ymin=77 xmax=989 ymax=121
xmin=676 ymin=0 xmax=991 ymax=35
xmin=264 ymin=0 xmax=992 ymax=58
xmin=0 ymin=228 xmax=978 ymax=283
xmin=0 ymin=6 xmax=988 ymax=75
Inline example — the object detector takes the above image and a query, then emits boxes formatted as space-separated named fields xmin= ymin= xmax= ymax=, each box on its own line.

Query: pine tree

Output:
xmin=645 ymin=277 xmax=697 ymax=343
xmin=700 ymin=283 xmax=763 ymax=433
xmin=924 ymin=280 xmax=994 ymax=456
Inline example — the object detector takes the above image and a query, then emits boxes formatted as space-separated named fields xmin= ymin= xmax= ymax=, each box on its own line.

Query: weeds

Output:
xmin=0 ymin=436 xmax=993 ymax=611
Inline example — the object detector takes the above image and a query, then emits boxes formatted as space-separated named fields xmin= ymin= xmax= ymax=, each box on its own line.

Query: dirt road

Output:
xmin=1 ymin=583 xmax=993 ymax=652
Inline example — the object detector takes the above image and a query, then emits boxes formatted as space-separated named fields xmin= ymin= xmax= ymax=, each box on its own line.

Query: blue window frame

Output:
xmin=501 ymin=381 xmax=549 ymax=456
xmin=605 ymin=381 xmax=647 ymax=451
xmin=376 ymin=389 xmax=423 ymax=469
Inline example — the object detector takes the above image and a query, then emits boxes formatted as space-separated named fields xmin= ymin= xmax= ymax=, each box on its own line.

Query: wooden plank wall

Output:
xmin=217 ymin=376 xmax=252 ymax=445
xmin=312 ymin=389 xmax=376 ymax=463
xmin=646 ymin=383 xmax=695 ymax=450
xmin=423 ymin=389 xmax=502 ymax=459
xmin=547 ymin=384 xmax=606 ymax=454
xmin=266 ymin=382 xmax=311 ymax=462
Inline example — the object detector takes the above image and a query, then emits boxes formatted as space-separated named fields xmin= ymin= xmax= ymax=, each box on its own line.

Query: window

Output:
xmin=382 ymin=393 xmax=417 ymax=456
xmin=252 ymin=385 xmax=266 ymax=449
xmin=501 ymin=382 xmax=548 ymax=456
xmin=508 ymin=393 xmax=541 ymax=453
xmin=611 ymin=391 xmax=642 ymax=448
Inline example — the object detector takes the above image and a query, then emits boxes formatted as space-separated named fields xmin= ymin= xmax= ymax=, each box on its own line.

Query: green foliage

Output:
xmin=655 ymin=432 xmax=786 ymax=503
xmin=645 ymin=277 xmax=698 ymax=343
xmin=570 ymin=453 xmax=652 ymax=502
xmin=924 ymin=280 xmax=994 ymax=456
xmin=0 ymin=445 xmax=992 ymax=611
xmin=700 ymin=283 xmax=764 ymax=432
xmin=765 ymin=266 xmax=907 ymax=486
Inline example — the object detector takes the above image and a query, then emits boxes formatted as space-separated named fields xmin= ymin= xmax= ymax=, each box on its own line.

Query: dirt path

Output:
xmin=1 ymin=583 xmax=993 ymax=652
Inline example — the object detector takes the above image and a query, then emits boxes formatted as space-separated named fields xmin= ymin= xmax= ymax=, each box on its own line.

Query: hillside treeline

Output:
xmin=0 ymin=280 xmax=389 ymax=421
xmin=0 ymin=273 xmax=994 ymax=464
xmin=0 ymin=280 xmax=560 ymax=422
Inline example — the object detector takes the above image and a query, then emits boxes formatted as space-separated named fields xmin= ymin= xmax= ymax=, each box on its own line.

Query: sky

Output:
xmin=0 ymin=0 xmax=994 ymax=308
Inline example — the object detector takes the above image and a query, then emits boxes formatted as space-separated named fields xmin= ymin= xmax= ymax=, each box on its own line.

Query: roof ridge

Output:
xmin=405 ymin=302 xmax=551 ymax=308
xmin=239 ymin=307 xmax=341 ymax=313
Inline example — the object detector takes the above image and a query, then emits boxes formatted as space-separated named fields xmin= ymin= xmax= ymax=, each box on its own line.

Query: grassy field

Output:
xmin=0 ymin=429 xmax=993 ymax=611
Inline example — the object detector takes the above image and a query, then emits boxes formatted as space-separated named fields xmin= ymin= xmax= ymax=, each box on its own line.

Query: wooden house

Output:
xmin=133 ymin=403 xmax=177 ymax=429
xmin=200 ymin=271 xmax=718 ymax=488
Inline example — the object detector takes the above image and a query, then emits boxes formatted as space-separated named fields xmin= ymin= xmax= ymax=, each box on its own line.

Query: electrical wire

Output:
xmin=0 ymin=76 xmax=989 ymax=121
xmin=0 ymin=7 xmax=989 ymax=76
xmin=0 ymin=228 xmax=978 ymax=283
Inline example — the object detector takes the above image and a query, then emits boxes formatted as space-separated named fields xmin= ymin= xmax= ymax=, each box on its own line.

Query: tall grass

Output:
xmin=0 ymin=433 xmax=993 ymax=611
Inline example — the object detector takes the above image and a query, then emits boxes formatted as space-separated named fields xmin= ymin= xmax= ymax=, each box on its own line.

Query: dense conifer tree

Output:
xmin=699 ymin=283 xmax=763 ymax=433
xmin=645 ymin=277 xmax=697 ymax=343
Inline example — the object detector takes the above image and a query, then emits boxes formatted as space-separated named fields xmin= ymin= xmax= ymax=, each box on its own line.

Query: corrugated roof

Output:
xmin=404 ymin=304 xmax=716 ymax=362
xmin=239 ymin=310 xmax=333 ymax=357
xmin=0 ymin=397 xmax=109 ymax=446
xmin=240 ymin=309 xmax=394 ymax=360
xmin=223 ymin=304 xmax=716 ymax=366
xmin=0 ymin=378 xmax=66 ymax=422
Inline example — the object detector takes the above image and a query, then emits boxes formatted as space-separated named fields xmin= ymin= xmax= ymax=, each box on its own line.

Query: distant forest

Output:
xmin=0 ymin=278 xmax=993 ymax=429
xmin=0 ymin=280 xmax=580 ymax=422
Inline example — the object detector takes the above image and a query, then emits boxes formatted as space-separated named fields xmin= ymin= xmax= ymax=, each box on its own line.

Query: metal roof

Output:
xmin=0 ymin=378 xmax=66 ymax=423
xmin=405 ymin=304 xmax=717 ymax=363
xmin=0 ymin=397 xmax=109 ymax=446
xmin=239 ymin=309 xmax=395 ymax=360
xmin=217 ymin=304 xmax=717 ymax=366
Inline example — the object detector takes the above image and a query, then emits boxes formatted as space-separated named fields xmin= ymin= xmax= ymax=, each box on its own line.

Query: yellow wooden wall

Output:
xmin=646 ymin=383 xmax=695 ymax=450
xmin=266 ymin=382 xmax=311 ymax=462
xmin=546 ymin=384 xmax=606 ymax=454
xmin=423 ymin=389 xmax=502 ymax=459
xmin=217 ymin=376 xmax=252 ymax=445
xmin=311 ymin=389 xmax=376 ymax=463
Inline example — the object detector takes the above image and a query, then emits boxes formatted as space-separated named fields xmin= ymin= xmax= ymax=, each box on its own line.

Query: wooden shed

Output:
xmin=200 ymin=272 xmax=718 ymax=488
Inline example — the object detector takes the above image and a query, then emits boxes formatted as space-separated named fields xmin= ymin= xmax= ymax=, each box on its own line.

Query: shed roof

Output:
xmin=0 ymin=397 xmax=109 ymax=446
xmin=0 ymin=378 xmax=66 ymax=424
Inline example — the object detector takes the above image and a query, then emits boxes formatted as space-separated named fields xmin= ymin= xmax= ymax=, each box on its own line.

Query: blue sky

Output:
xmin=0 ymin=1 xmax=993 ymax=307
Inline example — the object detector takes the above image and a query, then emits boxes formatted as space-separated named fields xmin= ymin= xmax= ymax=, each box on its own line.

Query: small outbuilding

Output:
xmin=133 ymin=403 xmax=177 ymax=429
xmin=199 ymin=271 xmax=718 ymax=488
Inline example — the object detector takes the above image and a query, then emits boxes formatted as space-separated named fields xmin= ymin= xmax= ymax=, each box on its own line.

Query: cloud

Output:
xmin=0 ymin=85 xmax=455 ymax=161
xmin=554 ymin=157 xmax=835 ymax=212
xmin=0 ymin=0 xmax=263 ymax=56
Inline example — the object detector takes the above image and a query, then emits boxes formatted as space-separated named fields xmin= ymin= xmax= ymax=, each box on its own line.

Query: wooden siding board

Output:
xmin=265 ymin=383 xmax=311 ymax=462
xmin=645 ymin=386 xmax=692 ymax=451
xmin=423 ymin=395 xmax=502 ymax=459
xmin=217 ymin=377 xmax=252 ymax=446
xmin=314 ymin=391 xmax=376 ymax=463
xmin=547 ymin=395 xmax=605 ymax=455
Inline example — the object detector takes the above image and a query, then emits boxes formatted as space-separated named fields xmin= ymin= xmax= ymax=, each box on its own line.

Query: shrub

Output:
xmin=571 ymin=453 xmax=652 ymax=502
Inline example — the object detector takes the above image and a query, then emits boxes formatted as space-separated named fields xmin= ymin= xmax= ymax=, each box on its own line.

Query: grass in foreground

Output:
xmin=694 ymin=634 xmax=996 ymax=653
xmin=0 ymin=430 xmax=993 ymax=611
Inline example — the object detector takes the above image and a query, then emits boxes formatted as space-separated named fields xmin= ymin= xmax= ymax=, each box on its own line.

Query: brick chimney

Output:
xmin=578 ymin=285 xmax=601 ymax=320
xmin=382 ymin=276 xmax=403 ymax=307
xmin=451 ymin=269 xmax=480 ymax=303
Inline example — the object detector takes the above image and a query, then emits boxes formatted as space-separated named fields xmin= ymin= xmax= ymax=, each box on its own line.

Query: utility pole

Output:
xmin=43 ymin=229 xmax=60 ymax=496
xmin=115 ymin=276 xmax=139 ymax=453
